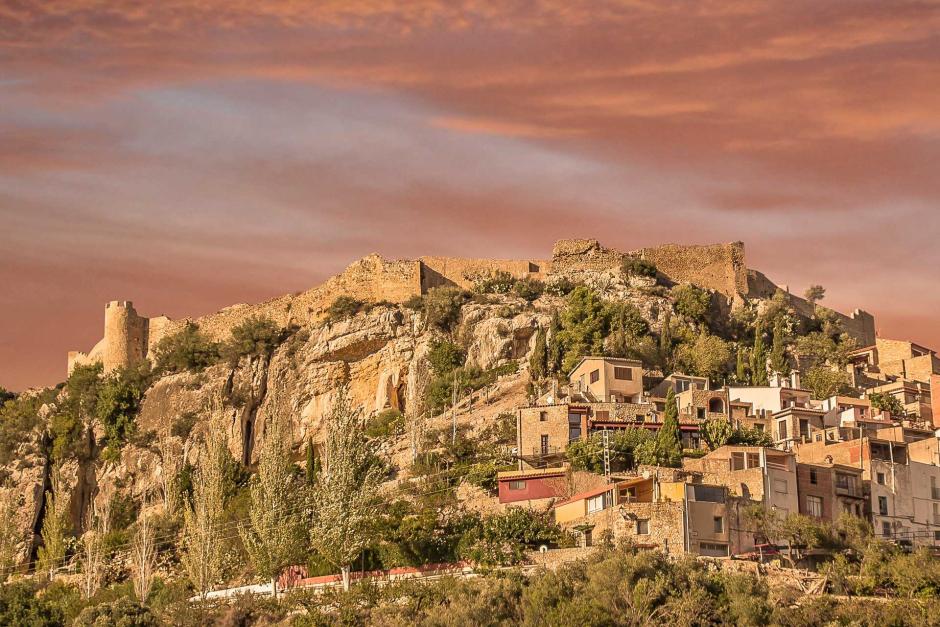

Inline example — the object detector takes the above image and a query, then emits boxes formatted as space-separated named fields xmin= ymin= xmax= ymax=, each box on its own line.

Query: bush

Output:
xmin=94 ymin=363 xmax=152 ymax=454
xmin=223 ymin=316 xmax=284 ymax=362
xmin=427 ymin=339 xmax=466 ymax=377
xmin=73 ymin=597 xmax=158 ymax=627
xmin=423 ymin=287 xmax=469 ymax=332
xmin=512 ymin=277 xmax=545 ymax=302
xmin=152 ymin=323 xmax=220 ymax=374
xmin=0 ymin=389 xmax=53 ymax=465
xmin=470 ymin=270 xmax=515 ymax=295
xmin=672 ymin=284 xmax=712 ymax=324
xmin=621 ymin=256 xmax=657 ymax=278
xmin=0 ymin=580 xmax=66 ymax=625
xmin=457 ymin=509 xmax=570 ymax=567
xmin=365 ymin=409 xmax=404 ymax=438
xmin=327 ymin=296 xmax=365 ymax=322
xmin=545 ymin=276 xmax=577 ymax=296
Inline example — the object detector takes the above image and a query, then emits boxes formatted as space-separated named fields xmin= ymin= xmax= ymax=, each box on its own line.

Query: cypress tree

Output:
xmin=736 ymin=345 xmax=748 ymax=384
xmin=305 ymin=439 xmax=317 ymax=485
xmin=770 ymin=317 xmax=790 ymax=376
xmin=529 ymin=327 xmax=548 ymax=380
xmin=657 ymin=388 xmax=682 ymax=466
xmin=751 ymin=324 xmax=769 ymax=386
xmin=659 ymin=310 xmax=673 ymax=371
xmin=547 ymin=310 xmax=563 ymax=375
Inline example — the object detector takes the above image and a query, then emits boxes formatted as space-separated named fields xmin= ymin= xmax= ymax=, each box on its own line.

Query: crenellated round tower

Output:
xmin=102 ymin=300 xmax=147 ymax=372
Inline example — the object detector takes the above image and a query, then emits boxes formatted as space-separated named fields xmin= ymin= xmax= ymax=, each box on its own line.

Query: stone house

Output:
xmin=552 ymin=474 xmax=730 ymax=556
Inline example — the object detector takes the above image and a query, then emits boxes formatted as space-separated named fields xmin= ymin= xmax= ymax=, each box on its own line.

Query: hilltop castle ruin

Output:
xmin=67 ymin=239 xmax=875 ymax=374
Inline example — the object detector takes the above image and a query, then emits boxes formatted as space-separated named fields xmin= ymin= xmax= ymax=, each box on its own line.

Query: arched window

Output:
xmin=708 ymin=398 xmax=725 ymax=414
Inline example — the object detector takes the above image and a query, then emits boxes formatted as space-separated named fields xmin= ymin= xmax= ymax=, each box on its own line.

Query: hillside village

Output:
xmin=1 ymin=238 xmax=939 ymax=624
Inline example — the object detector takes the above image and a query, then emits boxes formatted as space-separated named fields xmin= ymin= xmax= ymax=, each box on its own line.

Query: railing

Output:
xmin=835 ymin=483 xmax=862 ymax=498
xmin=531 ymin=446 xmax=564 ymax=456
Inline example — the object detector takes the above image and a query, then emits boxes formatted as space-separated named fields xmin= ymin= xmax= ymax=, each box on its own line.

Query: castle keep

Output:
xmin=67 ymin=239 xmax=876 ymax=374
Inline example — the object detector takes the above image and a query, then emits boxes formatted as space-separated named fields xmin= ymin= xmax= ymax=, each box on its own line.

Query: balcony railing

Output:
xmin=531 ymin=446 xmax=564 ymax=457
xmin=835 ymin=483 xmax=862 ymax=498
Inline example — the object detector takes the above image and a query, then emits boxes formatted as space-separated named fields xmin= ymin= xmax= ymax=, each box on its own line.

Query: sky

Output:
xmin=1 ymin=0 xmax=939 ymax=391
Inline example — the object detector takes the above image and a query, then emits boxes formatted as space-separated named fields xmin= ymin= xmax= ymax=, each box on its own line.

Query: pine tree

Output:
xmin=751 ymin=324 xmax=769 ymax=386
xmin=770 ymin=317 xmax=790 ymax=377
xmin=529 ymin=327 xmax=548 ymax=381
xmin=656 ymin=388 xmax=683 ymax=466
xmin=180 ymin=420 xmax=227 ymax=600
xmin=240 ymin=416 xmax=304 ymax=597
xmin=308 ymin=386 xmax=383 ymax=591
xmin=37 ymin=466 xmax=68 ymax=580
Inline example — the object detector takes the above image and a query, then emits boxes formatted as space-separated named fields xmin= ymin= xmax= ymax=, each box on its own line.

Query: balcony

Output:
xmin=531 ymin=446 xmax=564 ymax=457
xmin=835 ymin=484 xmax=863 ymax=498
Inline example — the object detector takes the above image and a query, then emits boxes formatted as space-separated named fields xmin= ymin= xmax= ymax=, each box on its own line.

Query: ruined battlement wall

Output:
xmin=419 ymin=256 xmax=547 ymax=291
xmin=549 ymin=239 xmax=749 ymax=302
xmin=637 ymin=242 xmax=748 ymax=302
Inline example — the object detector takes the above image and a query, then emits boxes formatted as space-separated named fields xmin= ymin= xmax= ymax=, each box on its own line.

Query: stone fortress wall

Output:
xmin=67 ymin=238 xmax=876 ymax=373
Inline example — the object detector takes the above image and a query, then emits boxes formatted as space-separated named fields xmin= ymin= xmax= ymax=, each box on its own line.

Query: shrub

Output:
xmin=470 ymin=270 xmax=515 ymax=295
xmin=73 ymin=597 xmax=158 ymax=627
xmin=327 ymin=296 xmax=365 ymax=322
xmin=512 ymin=277 xmax=545 ymax=302
xmin=152 ymin=323 xmax=220 ymax=374
xmin=0 ymin=388 xmax=14 ymax=405
xmin=427 ymin=339 xmax=466 ymax=377
xmin=457 ymin=509 xmax=570 ymax=567
xmin=365 ymin=409 xmax=404 ymax=438
xmin=0 ymin=389 xmax=53 ymax=465
xmin=423 ymin=287 xmax=468 ymax=332
xmin=170 ymin=411 xmax=198 ymax=439
xmin=728 ymin=425 xmax=774 ymax=447
xmin=223 ymin=316 xmax=283 ymax=362
xmin=544 ymin=276 xmax=576 ymax=296
xmin=95 ymin=363 xmax=152 ymax=455
xmin=0 ymin=580 xmax=66 ymax=625
xmin=672 ymin=284 xmax=711 ymax=324
xmin=621 ymin=256 xmax=657 ymax=278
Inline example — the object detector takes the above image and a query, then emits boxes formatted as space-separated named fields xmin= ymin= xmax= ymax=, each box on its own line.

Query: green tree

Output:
xmin=512 ymin=277 xmax=545 ymax=302
xmin=735 ymin=345 xmax=748 ymax=384
xmin=240 ymin=416 xmax=304 ymax=597
xmin=422 ymin=287 xmax=467 ymax=332
xmin=546 ymin=311 xmax=563 ymax=375
xmin=152 ymin=323 xmax=220 ymax=374
xmin=557 ymin=287 xmax=610 ymax=374
xmin=94 ymin=363 xmax=151 ymax=457
xmin=869 ymin=392 xmax=906 ymax=417
xmin=659 ymin=310 xmax=674 ymax=371
xmin=655 ymin=389 xmax=683 ymax=466
xmin=701 ymin=418 xmax=733 ymax=450
xmin=804 ymin=284 xmax=826 ymax=304
xmin=769 ymin=317 xmax=789 ymax=376
xmin=674 ymin=334 xmax=731 ymax=381
xmin=529 ymin=327 xmax=548 ymax=381
xmin=750 ymin=324 xmax=768 ymax=386
xmin=804 ymin=366 xmax=851 ymax=400
xmin=427 ymin=339 xmax=465 ymax=377
xmin=305 ymin=439 xmax=317 ymax=486
xmin=308 ymin=387 xmax=383 ymax=591
xmin=224 ymin=315 xmax=283 ymax=362
xmin=327 ymin=296 xmax=364 ymax=321
xmin=605 ymin=301 xmax=650 ymax=361
xmin=672 ymin=285 xmax=711 ymax=325
xmin=50 ymin=363 xmax=102 ymax=461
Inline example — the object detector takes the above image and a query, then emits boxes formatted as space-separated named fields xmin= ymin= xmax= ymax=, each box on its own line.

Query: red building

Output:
xmin=497 ymin=467 xmax=569 ymax=504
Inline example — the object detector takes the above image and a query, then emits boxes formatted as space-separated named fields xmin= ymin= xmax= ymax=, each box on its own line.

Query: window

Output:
xmin=747 ymin=453 xmax=760 ymax=468
xmin=540 ymin=435 xmax=549 ymax=455
xmin=509 ymin=480 xmax=526 ymax=491
xmin=595 ymin=410 xmax=609 ymax=420
xmin=809 ymin=468 xmax=818 ymax=485
xmin=878 ymin=496 xmax=888 ymax=515
xmin=713 ymin=516 xmax=724 ymax=533
xmin=934 ymin=531 xmax=940 ymax=542
xmin=590 ymin=369 xmax=600 ymax=384
xmin=699 ymin=542 xmax=729 ymax=557
xmin=636 ymin=519 xmax=649 ymax=535
xmin=708 ymin=398 xmax=725 ymax=413
xmin=774 ymin=479 xmax=789 ymax=495
xmin=614 ymin=367 xmax=633 ymax=380
xmin=806 ymin=495 xmax=823 ymax=518
xmin=697 ymin=408 xmax=706 ymax=420
xmin=539 ymin=411 xmax=548 ymax=422
xmin=882 ymin=522 xmax=892 ymax=537
xmin=731 ymin=453 xmax=745 ymax=470
xmin=692 ymin=485 xmax=726 ymax=503
xmin=778 ymin=421 xmax=788 ymax=440
xmin=799 ymin=419 xmax=809 ymax=439
xmin=676 ymin=379 xmax=691 ymax=393
xmin=587 ymin=493 xmax=607 ymax=514
xmin=877 ymin=472 xmax=886 ymax=485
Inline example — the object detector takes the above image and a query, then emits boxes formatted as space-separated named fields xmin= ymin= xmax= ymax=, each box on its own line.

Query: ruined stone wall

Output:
xmin=549 ymin=239 xmax=625 ymax=274
xmin=419 ymin=256 xmax=547 ymax=291
xmin=637 ymin=242 xmax=748 ymax=302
